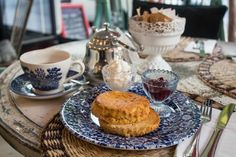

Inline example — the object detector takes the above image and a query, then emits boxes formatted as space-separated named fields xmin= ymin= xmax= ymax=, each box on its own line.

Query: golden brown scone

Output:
xmin=91 ymin=91 xmax=150 ymax=124
xmin=99 ymin=109 xmax=160 ymax=137
xmin=148 ymin=12 xmax=172 ymax=23
xmin=92 ymin=101 xmax=150 ymax=124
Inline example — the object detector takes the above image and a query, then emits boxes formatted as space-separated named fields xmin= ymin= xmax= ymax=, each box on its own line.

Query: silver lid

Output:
xmin=88 ymin=23 xmax=120 ymax=51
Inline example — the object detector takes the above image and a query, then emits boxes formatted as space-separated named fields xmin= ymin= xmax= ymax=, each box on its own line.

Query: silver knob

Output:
xmin=103 ymin=22 xmax=109 ymax=30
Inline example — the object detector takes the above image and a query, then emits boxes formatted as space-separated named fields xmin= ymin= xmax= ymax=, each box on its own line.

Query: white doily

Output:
xmin=129 ymin=17 xmax=185 ymax=35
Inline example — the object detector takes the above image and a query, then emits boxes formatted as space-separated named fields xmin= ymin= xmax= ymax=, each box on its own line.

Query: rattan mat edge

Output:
xmin=40 ymin=93 xmax=224 ymax=157
xmin=197 ymin=55 xmax=236 ymax=99
xmin=41 ymin=115 xmax=175 ymax=157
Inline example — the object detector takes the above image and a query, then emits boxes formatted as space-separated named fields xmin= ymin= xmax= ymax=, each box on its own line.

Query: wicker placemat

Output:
xmin=197 ymin=55 xmax=236 ymax=99
xmin=40 ymin=92 xmax=224 ymax=157
xmin=41 ymin=115 xmax=175 ymax=157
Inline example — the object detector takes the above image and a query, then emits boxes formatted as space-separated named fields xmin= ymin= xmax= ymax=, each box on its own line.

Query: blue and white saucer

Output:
xmin=9 ymin=70 xmax=85 ymax=99
xmin=60 ymin=83 xmax=201 ymax=150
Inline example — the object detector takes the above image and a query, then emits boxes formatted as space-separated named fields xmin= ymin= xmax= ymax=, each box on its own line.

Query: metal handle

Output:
xmin=200 ymin=128 xmax=223 ymax=157
xmin=183 ymin=125 xmax=201 ymax=157
xmin=114 ymin=36 xmax=143 ymax=53
xmin=116 ymin=40 xmax=137 ymax=52
xmin=125 ymin=32 xmax=144 ymax=52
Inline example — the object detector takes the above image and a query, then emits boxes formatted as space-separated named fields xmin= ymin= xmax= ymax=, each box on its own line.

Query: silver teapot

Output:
xmin=84 ymin=23 xmax=142 ymax=82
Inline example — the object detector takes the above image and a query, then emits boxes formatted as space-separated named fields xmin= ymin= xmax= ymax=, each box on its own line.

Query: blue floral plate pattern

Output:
xmin=9 ymin=70 xmax=83 ymax=99
xmin=60 ymin=83 xmax=201 ymax=150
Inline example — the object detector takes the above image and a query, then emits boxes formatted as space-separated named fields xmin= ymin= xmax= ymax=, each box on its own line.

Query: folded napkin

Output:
xmin=175 ymin=107 xmax=236 ymax=157
xmin=184 ymin=39 xmax=217 ymax=54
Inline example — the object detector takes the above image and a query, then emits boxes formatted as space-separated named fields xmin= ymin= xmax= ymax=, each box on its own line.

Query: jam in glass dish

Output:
xmin=142 ymin=69 xmax=179 ymax=117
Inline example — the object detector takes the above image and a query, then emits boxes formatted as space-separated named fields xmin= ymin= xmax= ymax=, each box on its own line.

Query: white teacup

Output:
xmin=20 ymin=49 xmax=85 ymax=95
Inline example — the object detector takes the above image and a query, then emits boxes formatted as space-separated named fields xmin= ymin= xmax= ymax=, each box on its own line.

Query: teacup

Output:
xmin=20 ymin=48 xmax=85 ymax=95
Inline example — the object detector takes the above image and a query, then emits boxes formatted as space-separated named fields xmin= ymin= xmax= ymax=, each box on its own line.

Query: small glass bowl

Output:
xmin=141 ymin=69 xmax=179 ymax=117
xmin=102 ymin=65 xmax=135 ymax=91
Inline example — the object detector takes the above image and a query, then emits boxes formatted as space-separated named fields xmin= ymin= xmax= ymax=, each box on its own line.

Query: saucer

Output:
xmin=9 ymin=70 xmax=85 ymax=99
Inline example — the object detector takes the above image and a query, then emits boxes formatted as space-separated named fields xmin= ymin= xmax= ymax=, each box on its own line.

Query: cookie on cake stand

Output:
xmin=129 ymin=9 xmax=186 ymax=73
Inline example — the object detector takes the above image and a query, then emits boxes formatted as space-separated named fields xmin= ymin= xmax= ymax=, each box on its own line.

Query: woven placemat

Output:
xmin=197 ymin=55 xmax=236 ymax=99
xmin=40 ymin=92 xmax=224 ymax=157
xmin=41 ymin=115 xmax=175 ymax=157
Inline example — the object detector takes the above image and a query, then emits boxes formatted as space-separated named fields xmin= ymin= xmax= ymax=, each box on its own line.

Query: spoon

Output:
xmin=70 ymin=79 xmax=90 ymax=85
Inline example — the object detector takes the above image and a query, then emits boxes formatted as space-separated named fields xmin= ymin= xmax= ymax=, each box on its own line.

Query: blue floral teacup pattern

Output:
xmin=22 ymin=66 xmax=62 ymax=91
xmin=20 ymin=49 xmax=85 ymax=95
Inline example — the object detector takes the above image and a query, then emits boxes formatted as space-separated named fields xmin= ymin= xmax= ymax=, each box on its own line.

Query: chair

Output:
xmin=132 ymin=0 xmax=227 ymax=40
xmin=0 ymin=0 xmax=32 ymax=68
xmin=11 ymin=0 xmax=33 ymax=56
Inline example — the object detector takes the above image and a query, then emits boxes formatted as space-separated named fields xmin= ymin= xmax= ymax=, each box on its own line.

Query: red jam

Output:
xmin=143 ymin=77 xmax=172 ymax=101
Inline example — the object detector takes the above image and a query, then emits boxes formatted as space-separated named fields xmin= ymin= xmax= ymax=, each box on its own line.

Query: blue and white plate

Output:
xmin=60 ymin=83 xmax=201 ymax=150
xmin=9 ymin=70 xmax=84 ymax=99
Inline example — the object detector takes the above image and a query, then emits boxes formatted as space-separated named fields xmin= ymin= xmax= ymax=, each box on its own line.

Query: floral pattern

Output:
xmin=22 ymin=66 xmax=62 ymax=91
xmin=10 ymin=70 xmax=83 ymax=99
xmin=60 ymin=83 xmax=201 ymax=150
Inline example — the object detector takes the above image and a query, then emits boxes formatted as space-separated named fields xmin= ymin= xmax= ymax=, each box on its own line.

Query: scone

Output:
xmin=99 ymin=109 xmax=160 ymax=137
xmin=91 ymin=91 xmax=150 ymax=124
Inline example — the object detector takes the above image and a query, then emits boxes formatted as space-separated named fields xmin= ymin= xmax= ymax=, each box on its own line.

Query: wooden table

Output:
xmin=0 ymin=40 xmax=235 ymax=157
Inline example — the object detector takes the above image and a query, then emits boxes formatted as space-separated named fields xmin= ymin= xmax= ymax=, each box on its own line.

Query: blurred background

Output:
xmin=0 ymin=0 xmax=234 ymax=52
xmin=0 ymin=0 xmax=234 ymax=66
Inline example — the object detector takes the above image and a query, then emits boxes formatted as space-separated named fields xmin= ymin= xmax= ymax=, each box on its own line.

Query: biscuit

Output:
xmin=99 ymin=109 xmax=160 ymax=137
